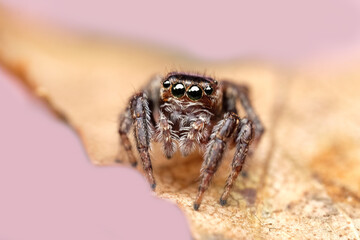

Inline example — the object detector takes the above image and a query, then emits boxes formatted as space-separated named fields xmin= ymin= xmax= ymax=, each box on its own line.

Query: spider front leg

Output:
xmin=194 ymin=113 xmax=239 ymax=211
xmin=119 ymin=92 xmax=156 ymax=190
xmin=220 ymin=118 xmax=254 ymax=206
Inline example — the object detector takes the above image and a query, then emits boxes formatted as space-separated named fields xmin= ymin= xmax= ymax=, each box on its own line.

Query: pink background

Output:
xmin=1 ymin=1 xmax=360 ymax=239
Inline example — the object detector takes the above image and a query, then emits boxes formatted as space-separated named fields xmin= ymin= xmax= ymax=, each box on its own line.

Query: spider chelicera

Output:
xmin=118 ymin=72 xmax=264 ymax=210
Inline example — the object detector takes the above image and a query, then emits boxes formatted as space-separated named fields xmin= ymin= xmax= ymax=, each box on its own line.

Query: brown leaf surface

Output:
xmin=1 ymin=9 xmax=360 ymax=240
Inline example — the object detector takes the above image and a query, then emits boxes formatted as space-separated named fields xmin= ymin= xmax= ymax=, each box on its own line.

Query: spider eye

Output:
xmin=204 ymin=85 xmax=213 ymax=95
xmin=171 ymin=83 xmax=185 ymax=98
xmin=163 ymin=80 xmax=171 ymax=88
xmin=187 ymin=85 xmax=203 ymax=101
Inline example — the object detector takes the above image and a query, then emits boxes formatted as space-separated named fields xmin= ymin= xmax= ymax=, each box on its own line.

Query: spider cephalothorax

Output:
xmin=118 ymin=72 xmax=264 ymax=210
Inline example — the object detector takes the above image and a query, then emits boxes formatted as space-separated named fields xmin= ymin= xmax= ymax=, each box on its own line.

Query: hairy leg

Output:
xmin=220 ymin=118 xmax=254 ymax=205
xmin=223 ymin=81 xmax=264 ymax=142
xmin=194 ymin=112 xmax=239 ymax=210
xmin=130 ymin=93 xmax=156 ymax=190
xmin=118 ymin=75 xmax=161 ymax=187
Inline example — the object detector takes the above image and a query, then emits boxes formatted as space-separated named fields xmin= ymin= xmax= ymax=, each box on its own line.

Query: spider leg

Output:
xmin=118 ymin=75 xmax=161 ymax=188
xmin=224 ymin=82 xmax=264 ymax=143
xmin=119 ymin=92 xmax=156 ymax=189
xmin=130 ymin=93 xmax=156 ymax=190
xmin=220 ymin=118 xmax=254 ymax=206
xmin=118 ymin=106 xmax=138 ymax=167
xmin=194 ymin=113 xmax=239 ymax=211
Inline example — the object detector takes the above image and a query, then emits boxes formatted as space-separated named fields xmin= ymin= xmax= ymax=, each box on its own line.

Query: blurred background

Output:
xmin=1 ymin=0 xmax=360 ymax=239
xmin=2 ymin=0 xmax=360 ymax=64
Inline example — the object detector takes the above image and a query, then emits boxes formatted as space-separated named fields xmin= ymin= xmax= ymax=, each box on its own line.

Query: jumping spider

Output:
xmin=118 ymin=72 xmax=264 ymax=210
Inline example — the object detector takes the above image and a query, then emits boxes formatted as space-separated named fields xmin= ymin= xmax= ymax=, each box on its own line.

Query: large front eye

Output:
xmin=187 ymin=85 xmax=203 ymax=101
xmin=171 ymin=83 xmax=185 ymax=98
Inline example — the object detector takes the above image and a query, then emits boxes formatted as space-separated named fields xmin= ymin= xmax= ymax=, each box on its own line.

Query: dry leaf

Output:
xmin=1 ymin=8 xmax=360 ymax=239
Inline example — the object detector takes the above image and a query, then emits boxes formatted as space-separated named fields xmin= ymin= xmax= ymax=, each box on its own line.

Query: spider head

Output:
xmin=160 ymin=72 xmax=222 ymax=111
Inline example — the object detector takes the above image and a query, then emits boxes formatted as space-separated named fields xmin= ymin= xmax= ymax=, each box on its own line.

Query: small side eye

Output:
xmin=163 ymin=80 xmax=171 ymax=88
xmin=172 ymin=83 xmax=185 ymax=98
xmin=187 ymin=85 xmax=203 ymax=101
xmin=204 ymin=86 xmax=213 ymax=95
